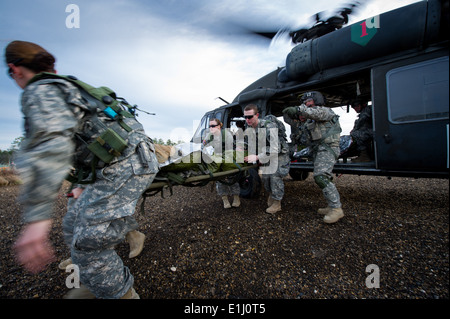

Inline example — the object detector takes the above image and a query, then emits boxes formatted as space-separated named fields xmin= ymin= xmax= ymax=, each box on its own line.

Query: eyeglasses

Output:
xmin=8 ymin=67 xmax=14 ymax=78
xmin=244 ymin=115 xmax=255 ymax=119
xmin=209 ymin=124 xmax=219 ymax=128
xmin=7 ymin=58 xmax=23 ymax=79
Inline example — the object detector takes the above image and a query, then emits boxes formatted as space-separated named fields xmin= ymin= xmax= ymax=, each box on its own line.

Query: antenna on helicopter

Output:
xmin=216 ymin=97 xmax=230 ymax=104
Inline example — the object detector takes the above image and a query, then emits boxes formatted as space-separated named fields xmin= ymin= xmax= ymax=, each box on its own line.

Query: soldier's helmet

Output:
xmin=300 ymin=91 xmax=325 ymax=106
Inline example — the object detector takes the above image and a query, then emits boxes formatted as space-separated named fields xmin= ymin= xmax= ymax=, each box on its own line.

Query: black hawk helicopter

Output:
xmin=191 ymin=0 xmax=449 ymax=198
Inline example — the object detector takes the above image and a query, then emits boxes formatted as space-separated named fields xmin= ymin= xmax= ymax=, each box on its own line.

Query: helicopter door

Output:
xmin=372 ymin=55 xmax=449 ymax=172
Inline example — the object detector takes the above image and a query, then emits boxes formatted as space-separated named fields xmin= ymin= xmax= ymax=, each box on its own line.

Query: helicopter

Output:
xmin=192 ymin=0 xmax=449 ymax=198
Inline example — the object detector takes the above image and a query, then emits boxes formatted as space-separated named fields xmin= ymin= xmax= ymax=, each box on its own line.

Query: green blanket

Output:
xmin=159 ymin=149 xmax=249 ymax=175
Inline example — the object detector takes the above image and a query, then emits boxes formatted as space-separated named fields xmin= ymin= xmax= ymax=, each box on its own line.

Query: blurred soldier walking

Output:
xmin=6 ymin=40 xmax=158 ymax=298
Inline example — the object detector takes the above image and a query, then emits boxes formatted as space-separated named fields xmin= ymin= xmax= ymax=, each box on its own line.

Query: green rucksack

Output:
xmin=260 ymin=114 xmax=289 ymax=154
xmin=28 ymin=72 xmax=145 ymax=183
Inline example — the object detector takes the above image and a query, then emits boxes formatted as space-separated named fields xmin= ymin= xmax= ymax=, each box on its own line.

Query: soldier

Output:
xmin=350 ymin=100 xmax=373 ymax=162
xmin=243 ymin=104 xmax=290 ymax=214
xmin=203 ymin=118 xmax=241 ymax=209
xmin=283 ymin=91 xmax=344 ymax=223
xmin=6 ymin=41 xmax=159 ymax=298
xmin=57 ymin=185 xmax=147 ymax=272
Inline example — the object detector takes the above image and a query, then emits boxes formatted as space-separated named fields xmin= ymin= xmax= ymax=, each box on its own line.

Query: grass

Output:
xmin=0 ymin=167 xmax=22 ymax=186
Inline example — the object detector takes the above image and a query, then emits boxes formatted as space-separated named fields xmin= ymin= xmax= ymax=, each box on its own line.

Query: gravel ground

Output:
xmin=0 ymin=174 xmax=448 ymax=301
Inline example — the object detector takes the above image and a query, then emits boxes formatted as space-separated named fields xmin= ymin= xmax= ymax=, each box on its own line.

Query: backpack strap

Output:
xmin=28 ymin=72 xmax=142 ymax=184
xmin=29 ymin=72 xmax=135 ymax=132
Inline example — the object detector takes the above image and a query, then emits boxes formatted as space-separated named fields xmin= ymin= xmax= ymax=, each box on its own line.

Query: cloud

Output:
xmin=0 ymin=0 xmax=422 ymax=149
xmin=46 ymin=1 xmax=287 ymax=142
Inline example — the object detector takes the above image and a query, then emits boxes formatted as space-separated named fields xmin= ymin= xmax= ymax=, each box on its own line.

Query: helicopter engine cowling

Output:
xmin=281 ymin=0 xmax=446 ymax=82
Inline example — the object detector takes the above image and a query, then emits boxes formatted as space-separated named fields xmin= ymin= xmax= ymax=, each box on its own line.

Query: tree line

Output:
xmin=0 ymin=136 xmax=184 ymax=166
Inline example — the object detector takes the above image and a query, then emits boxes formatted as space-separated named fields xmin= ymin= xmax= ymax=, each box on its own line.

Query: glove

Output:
xmin=282 ymin=106 xmax=298 ymax=119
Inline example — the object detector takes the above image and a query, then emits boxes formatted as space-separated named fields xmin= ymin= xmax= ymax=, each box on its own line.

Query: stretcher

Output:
xmin=143 ymin=142 xmax=257 ymax=198
xmin=145 ymin=164 xmax=258 ymax=197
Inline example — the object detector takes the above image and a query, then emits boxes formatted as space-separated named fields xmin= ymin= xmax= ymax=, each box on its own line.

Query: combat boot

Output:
xmin=267 ymin=194 xmax=274 ymax=207
xmin=58 ymin=257 xmax=72 ymax=270
xmin=266 ymin=200 xmax=281 ymax=215
xmin=222 ymin=196 xmax=231 ymax=209
xmin=126 ymin=230 xmax=146 ymax=258
xmin=323 ymin=208 xmax=344 ymax=224
xmin=232 ymin=195 xmax=240 ymax=207
xmin=120 ymin=287 xmax=140 ymax=299
xmin=352 ymin=150 xmax=371 ymax=163
xmin=317 ymin=207 xmax=331 ymax=215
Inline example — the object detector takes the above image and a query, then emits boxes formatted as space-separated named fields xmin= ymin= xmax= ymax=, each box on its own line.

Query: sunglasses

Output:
xmin=209 ymin=124 xmax=219 ymax=128
xmin=7 ymin=58 xmax=23 ymax=79
xmin=244 ymin=115 xmax=256 ymax=119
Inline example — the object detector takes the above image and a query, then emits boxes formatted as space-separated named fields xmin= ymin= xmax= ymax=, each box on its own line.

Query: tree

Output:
xmin=8 ymin=136 xmax=24 ymax=152
xmin=152 ymin=138 xmax=183 ymax=146
xmin=0 ymin=149 xmax=13 ymax=165
xmin=0 ymin=136 xmax=23 ymax=165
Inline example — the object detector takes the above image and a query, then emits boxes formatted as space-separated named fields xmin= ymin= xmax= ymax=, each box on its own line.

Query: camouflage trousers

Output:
xmin=62 ymin=151 xmax=158 ymax=298
xmin=313 ymin=146 xmax=341 ymax=208
xmin=350 ymin=127 xmax=373 ymax=152
xmin=216 ymin=180 xmax=240 ymax=196
xmin=261 ymin=152 xmax=290 ymax=201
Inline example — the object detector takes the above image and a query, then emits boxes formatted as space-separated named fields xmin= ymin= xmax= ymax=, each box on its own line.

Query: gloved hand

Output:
xmin=282 ymin=106 xmax=298 ymax=119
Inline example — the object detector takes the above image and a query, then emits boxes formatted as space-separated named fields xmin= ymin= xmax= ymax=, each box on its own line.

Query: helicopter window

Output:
xmin=214 ymin=111 xmax=223 ymax=122
xmin=386 ymin=57 xmax=449 ymax=123
xmin=192 ymin=113 xmax=212 ymax=143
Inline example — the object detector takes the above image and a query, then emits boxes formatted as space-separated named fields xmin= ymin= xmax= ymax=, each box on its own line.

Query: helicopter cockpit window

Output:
xmin=214 ymin=111 xmax=223 ymax=122
xmin=386 ymin=57 xmax=449 ymax=123
xmin=192 ymin=113 xmax=211 ymax=143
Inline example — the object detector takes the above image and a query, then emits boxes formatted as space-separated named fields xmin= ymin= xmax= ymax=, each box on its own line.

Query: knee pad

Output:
xmin=314 ymin=175 xmax=332 ymax=189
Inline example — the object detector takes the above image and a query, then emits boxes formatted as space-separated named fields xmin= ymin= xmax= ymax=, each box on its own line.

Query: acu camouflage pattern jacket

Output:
xmin=16 ymin=77 xmax=150 ymax=223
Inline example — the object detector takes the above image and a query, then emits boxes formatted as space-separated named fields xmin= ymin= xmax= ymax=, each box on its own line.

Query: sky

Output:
xmin=0 ymin=0 xmax=421 ymax=151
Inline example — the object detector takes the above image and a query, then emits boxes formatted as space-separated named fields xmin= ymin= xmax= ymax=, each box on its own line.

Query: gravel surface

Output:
xmin=0 ymin=174 xmax=448 ymax=300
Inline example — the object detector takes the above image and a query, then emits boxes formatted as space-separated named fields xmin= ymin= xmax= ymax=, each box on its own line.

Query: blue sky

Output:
xmin=0 ymin=0 xmax=420 ymax=150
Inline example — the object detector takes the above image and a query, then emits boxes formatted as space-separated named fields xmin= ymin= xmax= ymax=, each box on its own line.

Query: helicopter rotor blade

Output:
xmin=215 ymin=0 xmax=368 ymax=45
xmin=288 ymin=0 xmax=367 ymax=43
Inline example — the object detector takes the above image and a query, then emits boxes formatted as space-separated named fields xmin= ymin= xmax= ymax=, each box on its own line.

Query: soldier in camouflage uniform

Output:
xmin=350 ymin=100 xmax=373 ymax=162
xmin=283 ymin=92 xmax=344 ymax=224
xmin=203 ymin=118 xmax=241 ymax=209
xmin=243 ymin=104 xmax=290 ymax=215
xmin=6 ymin=41 xmax=159 ymax=298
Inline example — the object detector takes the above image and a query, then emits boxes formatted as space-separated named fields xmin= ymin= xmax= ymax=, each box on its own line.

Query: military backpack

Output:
xmin=28 ymin=72 xmax=146 ymax=183
xmin=260 ymin=114 xmax=289 ymax=154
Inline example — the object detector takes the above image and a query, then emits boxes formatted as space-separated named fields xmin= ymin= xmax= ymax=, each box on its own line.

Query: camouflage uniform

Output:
xmin=350 ymin=105 xmax=373 ymax=152
xmin=16 ymin=77 xmax=158 ymax=298
xmin=294 ymin=104 xmax=342 ymax=209
xmin=246 ymin=118 xmax=290 ymax=201
xmin=204 ymin=130 xmax=240 ymax=196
